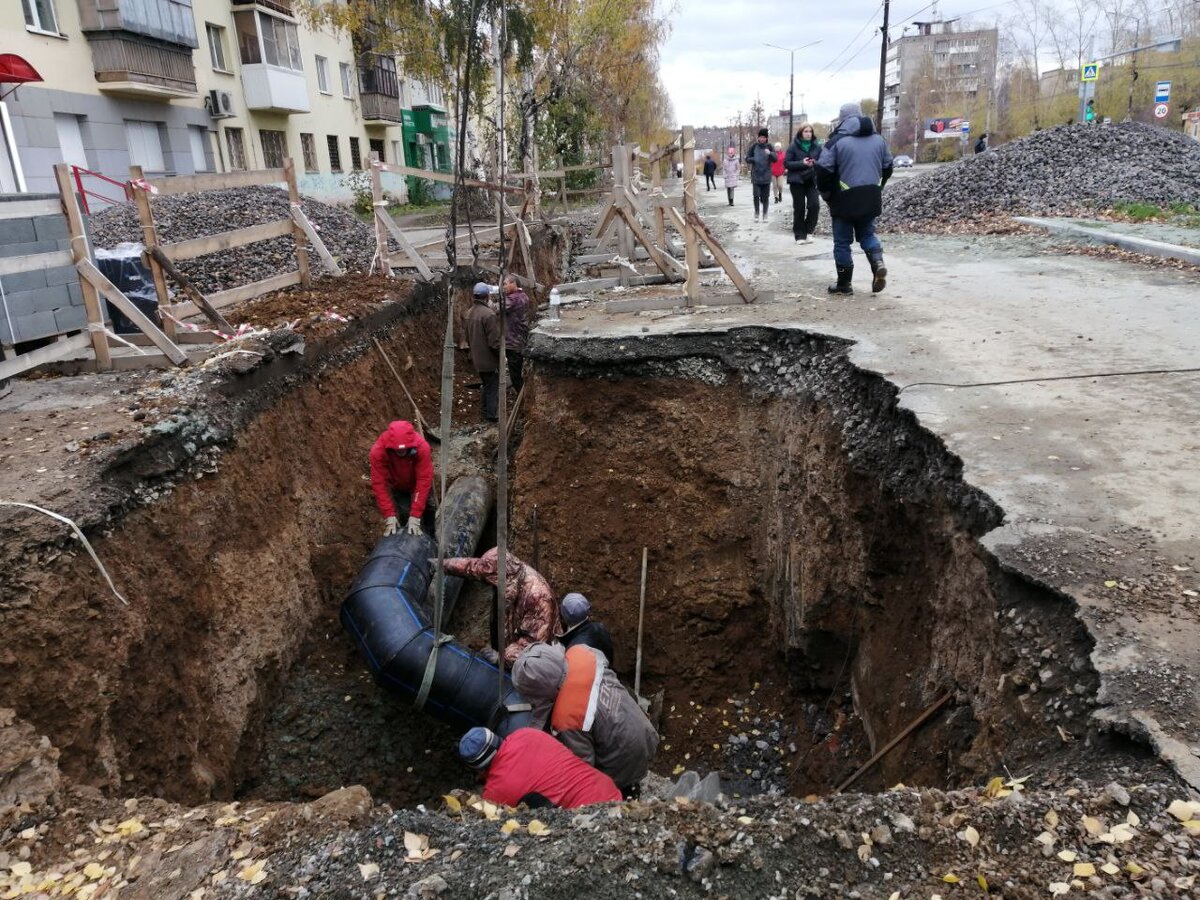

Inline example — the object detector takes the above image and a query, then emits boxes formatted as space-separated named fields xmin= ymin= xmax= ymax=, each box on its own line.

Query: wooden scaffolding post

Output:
xmin=614 ymin=145 xmax=636 ymax=288
xmin=53 ymin=163 xmax=111 ymax=371
xmin=650 ymin=143 xmax=667 ymax=251
xmin=129 ymin=164 xmax=175 ymax=338
xmin=283 ymin=157 xmax=312 ymax=289
xmin=681 ymin=127 xmax=700 ymax=305
xmin=370 ymin=155 xmax=392 ymax=277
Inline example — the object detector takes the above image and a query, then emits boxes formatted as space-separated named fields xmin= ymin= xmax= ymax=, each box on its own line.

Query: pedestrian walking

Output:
xmin=369 ymin=421 xmax=436 ymax=537
xmin=496 ymin=274 xmax=531 ymax=396
xmin=784 ymin=124 xmax=822 ymax=243
xmin=722 ymin=146 xmax=739 ymax=206
xmin=513 ymin=642 xmax=659 ymax=793
xmin=771 ymin=142 xmax=786 ymax=203
xmin=466 ymin=282 xmax=501 ymax=422
xmin=744 ymin=128 xmax=777 ymax=222
xmin=458 ymin=727 xmax=622 ymax=809
xmin=816 ymin=102 xmax=893 ymax=295
xmin=702 ymin=153 xmax=717 ymax=191
xmin=974 ymin=133 xmax=988 ymax=154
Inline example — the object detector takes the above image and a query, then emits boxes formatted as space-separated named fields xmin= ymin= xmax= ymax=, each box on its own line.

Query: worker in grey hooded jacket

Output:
xmin=816 ymin=102 xmax=893 ymax=295
xmin=512 ymin=642 xmax=658 ymax=792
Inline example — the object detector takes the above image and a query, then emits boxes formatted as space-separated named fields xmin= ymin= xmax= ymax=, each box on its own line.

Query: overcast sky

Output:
xmin=658 ymin=0 xmax=998 ymax=128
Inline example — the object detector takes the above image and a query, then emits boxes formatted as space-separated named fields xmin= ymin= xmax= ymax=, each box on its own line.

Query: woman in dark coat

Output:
xmin=784 ymin=124 xmax=822 ymax=242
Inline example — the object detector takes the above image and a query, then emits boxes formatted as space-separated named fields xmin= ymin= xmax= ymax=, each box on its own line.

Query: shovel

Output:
xmin=373 ymin=337 xmax=441 ymax=444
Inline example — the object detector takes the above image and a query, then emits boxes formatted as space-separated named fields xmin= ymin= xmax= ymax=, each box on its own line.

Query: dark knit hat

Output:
xmin=758 ymin=128 xmax=769 ymax=138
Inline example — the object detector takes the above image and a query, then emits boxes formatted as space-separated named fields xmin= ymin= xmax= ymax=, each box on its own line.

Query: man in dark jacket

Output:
xmin=466 ymin=282 xmax=501 ymax=422
xmin=974 ymin=133 xmax=988 ymax=154
xmin=784 ymin=125 xmax=821 ymax=242
xmin=744 ymin=128 xmax=777 ymax=223
xmin=558 ymin=592 xmax=615 ymax=665
xmin=496 ymin=274 xmax=531 ymax=395
xmin=702 ymin=154 xmax=717 ymax=190
xmin=816 ymin=102 xmax=893 ymax=295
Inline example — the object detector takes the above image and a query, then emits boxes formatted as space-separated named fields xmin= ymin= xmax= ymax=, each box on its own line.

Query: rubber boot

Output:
xmin=867 ymin=250 xmax=887 ymax=293
xmin=827 ymin=264 xmax=853 ymax=295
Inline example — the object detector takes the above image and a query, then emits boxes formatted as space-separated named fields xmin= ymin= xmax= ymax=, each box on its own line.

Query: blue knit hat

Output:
xmin=560 ymin=592 xmax=591 ymax=628
xmin=459 ymin=727 xmax=502 ymax=768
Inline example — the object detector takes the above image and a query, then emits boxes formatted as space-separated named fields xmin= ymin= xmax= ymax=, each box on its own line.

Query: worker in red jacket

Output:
xmin=458 ymin=726 xmax=622 ymax=809
xmin=368 ymin=420 xmax=435 ymax=537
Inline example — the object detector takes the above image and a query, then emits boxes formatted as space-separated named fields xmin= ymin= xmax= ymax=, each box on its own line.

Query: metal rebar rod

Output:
xmin=634 ymin=546 xmax=648 ymax=697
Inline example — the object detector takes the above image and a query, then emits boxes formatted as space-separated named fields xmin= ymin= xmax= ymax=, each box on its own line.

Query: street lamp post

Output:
xmin=764 ymin=41 xmax=822 ymax=139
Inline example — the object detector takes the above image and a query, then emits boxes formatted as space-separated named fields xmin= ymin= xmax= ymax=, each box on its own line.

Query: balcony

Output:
xmin=86 ymin=30 xmax=197 ymax=99
xmin=241 ymin=64 xmax=310 ymax=112
xmin=230 ymin=0 xmax=294 ymax=14
xmin=361 ymin=91 xmax=402 ymax=124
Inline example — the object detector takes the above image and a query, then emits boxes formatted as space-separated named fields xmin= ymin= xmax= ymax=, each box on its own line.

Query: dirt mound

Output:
xmin=881 ymin=123 xmax=1200 ymax=230
xmin=89 ymin=186 xmax=377 ymax=294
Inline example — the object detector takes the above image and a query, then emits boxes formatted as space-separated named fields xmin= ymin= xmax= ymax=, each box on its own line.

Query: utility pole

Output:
xmin=1126 ymin=18 xmax=1139 ymax=121
xmin=765 ymin=41 xmax=821 ymax=140
xmin=877 ymin=0 xmax=890 ymax=132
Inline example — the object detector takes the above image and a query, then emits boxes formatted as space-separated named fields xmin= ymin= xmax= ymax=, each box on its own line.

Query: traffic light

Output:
xmin=1085 ymin=99 xmax=1096 ymax=123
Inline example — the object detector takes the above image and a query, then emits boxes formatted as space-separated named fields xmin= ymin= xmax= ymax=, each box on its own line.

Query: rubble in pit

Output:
xmin=880 ymin=123 xmax=1200 ymax=231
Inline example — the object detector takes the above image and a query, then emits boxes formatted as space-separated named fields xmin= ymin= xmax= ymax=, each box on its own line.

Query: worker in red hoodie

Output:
xmin=368 ymin=420 xmax=435 ymax=537
xmin=458 ymin=726 xmax=622 ymax=809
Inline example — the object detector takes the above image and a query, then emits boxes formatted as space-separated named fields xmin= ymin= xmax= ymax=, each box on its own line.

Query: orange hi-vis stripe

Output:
xmin=551 ymin=645 xmax=604 ymax=733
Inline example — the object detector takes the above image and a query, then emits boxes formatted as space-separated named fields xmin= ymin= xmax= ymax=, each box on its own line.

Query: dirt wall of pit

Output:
xmin=0 ymin=292 xmax=452 ymax=804
xmin=515 ymin=328 xmax=1101 ymax=792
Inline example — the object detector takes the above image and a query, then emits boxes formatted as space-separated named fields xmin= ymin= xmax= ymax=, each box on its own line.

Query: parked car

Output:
xmin=893 ymin=155 xmax=914 ymax=167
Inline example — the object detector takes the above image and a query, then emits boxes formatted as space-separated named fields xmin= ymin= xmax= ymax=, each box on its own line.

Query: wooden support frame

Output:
xmin=142 ymin=168 xmax=287 ymax=196
xmin=685 ymin=211 xmax=757 ymax=302
xmin=376 ymin=208 xmax=434 ymax=281
xmin=369 ymin=155 xmax=392 ymax=276
xmin=374 ymin=160 xmax=524 ymax=194
xmin=77 ymin=260 xmax=188 ymax=366
xmin=289 ymin=204 xmax=341 ymax=276
xmin=53 ymin=163 xmax=111 ymax=370
xmin=159 ymin=220 xmax=294 ymax=263
xmin=282 ymin=158 xmax=312 ymax=289
xmin=129 ymin=164 xmax=174 ymax=339
xmin=146 ymin=246 xmax=235 ymax=334
xmin=681 ymin=126 xmax=700 ymax=305
xmin=0 ymin=333 xmax=92 ymax=381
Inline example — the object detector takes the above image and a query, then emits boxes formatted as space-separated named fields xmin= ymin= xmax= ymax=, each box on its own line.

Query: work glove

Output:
xmin=480 ymin=647 xmax=501 ymax=666
xmin=383 ymin=516 xmax=398 ymax=536
xmin=406 ymin=515 xmax=424 ymax=536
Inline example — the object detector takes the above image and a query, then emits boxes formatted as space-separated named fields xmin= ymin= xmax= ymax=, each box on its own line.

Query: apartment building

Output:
xmin=880 ymin=18 xmax=998 ymax=141
xmin=1 ymin=0 xmax=455 ymax=203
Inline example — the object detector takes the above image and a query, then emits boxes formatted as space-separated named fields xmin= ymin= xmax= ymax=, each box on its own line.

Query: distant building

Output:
xmin=767 ymin=110 xmax=807 ymax=143
xmin=1039 ymin=67 xmax=1079 ymax=98
xmin=881 ymin=18 xmax=998 ymax=142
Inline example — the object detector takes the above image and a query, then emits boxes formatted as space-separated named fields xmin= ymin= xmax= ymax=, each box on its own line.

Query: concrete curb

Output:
xmin=1016 ymin=216 xmax=1200 ymax=266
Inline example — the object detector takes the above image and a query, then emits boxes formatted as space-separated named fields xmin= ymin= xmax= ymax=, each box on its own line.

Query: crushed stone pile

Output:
xmin=881 ymin=122 xmax=1200 ymax=230
xmin=89 ymin=186 xmax=378 ymax=294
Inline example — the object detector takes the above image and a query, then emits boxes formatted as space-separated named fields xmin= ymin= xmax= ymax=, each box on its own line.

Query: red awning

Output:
xmin=0 ymin=53 xmax=43 ymax=85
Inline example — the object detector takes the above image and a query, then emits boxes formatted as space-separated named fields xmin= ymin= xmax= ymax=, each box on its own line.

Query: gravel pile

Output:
xmin=881 ymin=122 xmax=1200 ymax=229
xmin=89 ymin=186 xmax=378 ymax=293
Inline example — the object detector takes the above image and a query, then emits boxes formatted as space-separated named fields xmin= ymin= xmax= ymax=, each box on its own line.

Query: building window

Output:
xmin=315 ymin=55 xmax=330 ymax=93
xmin=340 ymin=62 xmax=353 ymax=98
xmin=369 ymin=138 xmax=385 ymax=164
xmin=300 ymin=133 xmax=318 ymax=173
xmin=233 ymin=10 xmax=302 ymax=71
xmin=125 ymin=121 xmax=166 ymax=172
xmin=391 ymin=140 xmax=402 ymax=168
xmin=206 ymin=23 xmax=229 ymax=72
xmin=22 ymin=0 xmax=60 ymax=35
xmin=226 ymin=128 xmax=247 ymax=170
xmin=54 ymin=114 xmax=87 ymax=169
xmin=260 ymin=129 xmax=287 ymax=168
xmin=359 ymin=55 xmax=398 ymax=97
xmin=188 ymin=126 xmax=211 ymax=172
xmin=349 ymin=136 xmax=362 ymax=171
xmin=327 ymin=135 xmax=342 ymax=172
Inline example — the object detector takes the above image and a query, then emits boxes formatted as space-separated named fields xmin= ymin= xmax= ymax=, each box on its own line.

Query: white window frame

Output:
xmin=188 ymin=126 xmax=211 ymax=173
xmin=206 ymin=23 xmax=229 ymax=73
xmin=339 ymin=62 xmax=353 ymax=99
xmin=315 ymin=56 xmax=330 ymax=94
xmin=22 ymin=0 xmax=61 ymax=36
xmin=125 ymin=120 xmax=166 ymax=173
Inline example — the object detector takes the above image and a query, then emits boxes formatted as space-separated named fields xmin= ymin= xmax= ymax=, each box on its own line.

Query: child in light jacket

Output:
xmin=722 ymin=147 xmax=739 ymax=206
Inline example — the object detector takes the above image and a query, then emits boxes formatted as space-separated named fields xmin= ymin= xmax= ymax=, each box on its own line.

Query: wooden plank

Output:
xmin=282 ymin=158 xmax=311 ymax=289
xmin=77 ymin=260 xmax=188 ymax=366
xmin=146 ymin=245 xmax=236 ymax=335
xmin=290 ymin=205 xmax=342 ymax=276
xmin=160 ymin=220 xmax=293 ymax=262
xmin=0 ymin=198 xmax=62 ymax=219
xmin=374 ymin=161 xmax=524 ymax=194
xmin=129 ymin=164 xmax=174 ymax=339
xmin=369 ymin=153 xmax=391 ymax=277
xmin=377 ymin=210 xmax=434 ymax=280
xmin=681 ymin=127 xmax=700 ymax=306
xmin=0 ymin=333 xmax=92 ymax=380
xmin=146 ymin=168 xmax=286 ymax=196
xmin=556 ymin=273 xmax=670 ymax=295
xmin=409 ymin=222 xmax=516 ymax=252
xmin=0 ymin=250 xmax=73 ymax=277
xmin=53 ymin=163 xmax=110 ymax=370
xmin=589 ymin=198 xmax=615 ymax=241
xmin=686 ymin=211 xmax=757 ymax=302
xmin=109 ymin=331 xmax=219 ymax=346
xmin=207 ymin=270 xmax=302 ymax=310
xmin=613 ymin=204 xmax=681 ymax=282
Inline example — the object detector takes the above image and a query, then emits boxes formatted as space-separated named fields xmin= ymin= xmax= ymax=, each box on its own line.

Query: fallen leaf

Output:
xmin=116 ymin=819 xmax=144 ymax=838
xmin=83 ymin=863 xmax=105 ymax=880
xmin=443 ymin=795 xmax=462 ymax=814
xmin=857 ymin=844 xmax=871 ymax=863
xmin=1035 ymin=830 xmax=1057 ymax=846
xmin=501 ymin=819 xmax=521 ymax=835
xmin=358 ymin=862 xmax=379 ymax=881
xmin=1057 ymin=850 xmax=1077 ymax=862
xmin=1082 ymin=815 xmax=1105 ymax=836
xmin=984 ymin=776 xmax=1005 ymax=798
xmin=671 ymin=765 xmax=685 ymax=775
xmin=403 ymin=831 xmax=439 ymax=862
xmin=1100 ymin=862 xmax=1120 ymax=875
xmin=942 ymin=873 xmax=960 ymax=883
xmin=1073 ymin=862 xmax=1095 ymax=877
xmin=503 ymin=843 xmax=520 ymax=858
xmin=1182 ymin=820 xmax=1200 ymax=835
xmin=1125 ymin=861 xmax=1145 ymax=876
xmin=480 ymin=801 xmax=500 ymax=821
xmin=10 ymin=862 xmax=33 ymax=878
xmin=1104 ymin=580 xmax=1117 ymax=588
xmin=237 ymin=861 xmax=267 ymax=885
xmin=527 ymin=820 xmax=551 ymax=836
xmin=1167 ymin=799 xmax=1196 ymax=822
xmin=888 ymin=893 xmax=900 ymax=900
xmin=977 ymin=874 xmax=989 ymax=891
xmin=1126 ymin=811 xmax=1140 ymax=827
xmin=1045 ymin=810 xmax=1060 ymax=828
xmin=959 ymin=825 xmax=980 ymax=847
xmin=1049 ymin=882 xmax=1070 ymax=896
xmin=736 ymin=816 xmax=753 ymax=825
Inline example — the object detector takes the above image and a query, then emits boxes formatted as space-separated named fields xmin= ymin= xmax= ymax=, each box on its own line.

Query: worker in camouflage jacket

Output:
xmin=440 ymin=547 xmax=559 ymax=665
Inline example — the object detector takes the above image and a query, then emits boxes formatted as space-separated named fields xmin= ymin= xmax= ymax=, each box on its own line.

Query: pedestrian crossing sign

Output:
xmin=1081 ymin=64 xmax=1099 ymax=82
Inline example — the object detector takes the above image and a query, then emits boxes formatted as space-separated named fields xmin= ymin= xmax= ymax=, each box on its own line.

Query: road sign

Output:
xmin=1081 ymin=63 xmax=1100 ymax=82
xmin=1154 ymin=103 xmax=1170 ymax=120
xmin=1155 ymin=81 xmax=1171 ymax=103
xmin=961 ymin=121 xmax=970 ymax=134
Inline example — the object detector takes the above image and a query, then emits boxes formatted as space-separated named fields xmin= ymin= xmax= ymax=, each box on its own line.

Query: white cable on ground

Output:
xmin=0 ymin=501 xmax=128 ymax=605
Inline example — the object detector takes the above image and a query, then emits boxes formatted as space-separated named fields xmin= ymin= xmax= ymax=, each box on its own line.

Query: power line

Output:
xmin=829 ymin=29 xmax=884 ymax=78
xmin=820 ymin=0 xmax=886 ymax=73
